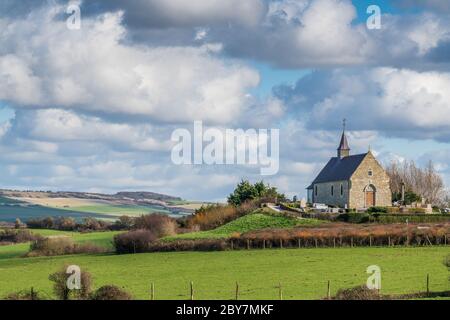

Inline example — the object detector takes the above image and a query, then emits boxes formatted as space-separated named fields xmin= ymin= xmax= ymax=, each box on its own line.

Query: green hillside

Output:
xmin=165 ymin=211 xmax=321 ymax=240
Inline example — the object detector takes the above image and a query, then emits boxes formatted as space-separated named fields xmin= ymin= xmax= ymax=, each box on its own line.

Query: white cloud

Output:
xmin=0 ymin=7 xmax=260 ymax=125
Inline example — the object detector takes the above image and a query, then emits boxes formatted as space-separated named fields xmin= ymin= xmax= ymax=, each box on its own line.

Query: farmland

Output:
xmin=0 ymin=196 xmax=187 ymax=223
xmin=0 ymin=242 xmax=448 ymax=299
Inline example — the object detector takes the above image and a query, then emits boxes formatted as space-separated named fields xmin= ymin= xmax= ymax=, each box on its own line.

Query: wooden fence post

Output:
xmin=235 ymin=282 xmax=239 ymax=300
xmin=279 ymin=282 xmax=283 ymax=300
xmin=247 ymin=239 xmax=250 ymax=250
xmin=230 ymin=240 xmax=233 ymax=250
xmin=369 ymin=236 xmax=372 ymax=247
xmin=190 ymin=281 xmax=194 ymax=300
xmin=298 ymin=238 xmax=301 ymax=248
xmin=150 ymin=283 xmax=155 ymax=300
xmin=327 ymin=281 xmax=331 ymax=300
xmin=263 ymin=240 xmax=266 ymax=249
xmin=351 ymin=237 xmax=353 ymax=247
xmin=333 ymin=238 xmax=336 ymax=248
xmin=280 ymin=239 xmax=283 ymax=249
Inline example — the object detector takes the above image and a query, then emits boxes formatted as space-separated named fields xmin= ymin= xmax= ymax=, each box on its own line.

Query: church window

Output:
xmin=340 ymin=184 xmax=344 ymax=196
xmin=368 ymin=169 xmax=373 ymax=177
xmin=315 ymin=186 xmax=318 ymax=197
xmin=331 ymin=185 xmax=334 ymax=196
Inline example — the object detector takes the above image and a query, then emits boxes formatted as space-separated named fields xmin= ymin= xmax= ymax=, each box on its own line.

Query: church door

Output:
xmin=365 ymin=185 xmax=376 ymax=207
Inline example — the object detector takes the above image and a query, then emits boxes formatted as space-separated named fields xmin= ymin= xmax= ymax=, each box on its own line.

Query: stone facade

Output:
xmin=348 ymin=152 xmax=392 ymax=208
xmin=311 ymin=152 xmax=392 ymax=209
xmin=312 ymin=180 xmax=350 ymax=208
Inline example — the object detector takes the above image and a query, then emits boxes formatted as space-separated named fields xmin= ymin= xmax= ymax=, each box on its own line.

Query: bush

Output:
xmin=113 ymin=229 xmax=157 ymax=254
xmin=27 ymin=237 xmax=107 ymax=257
xmin=337 ymin=213 xmax=370 ymax=224
xmin=134 ymin=214 xmax=177 ymax=237
xmin=148 ymin=239 xmax=228 ymax=252
xmin=4 ymin=290 xmax=42 ymax=300
xmin=367 ymin=207 xmax=388 ymax=214
xmin=49 ymin=266 xmax=92 ymax=300
xmin=90 ymin=285 xmax=133 ymax=300
xmin=334 ymin=286 xmax=382 ymax=300
xmin=26 ymin=216 xmax=113 ymax=232
xmin=0 ymin=229 xmax=40 ymax=243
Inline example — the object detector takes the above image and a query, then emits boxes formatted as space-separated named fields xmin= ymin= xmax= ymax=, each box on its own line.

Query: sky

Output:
xmin=1 ymin=0 xmax=450 ymax=201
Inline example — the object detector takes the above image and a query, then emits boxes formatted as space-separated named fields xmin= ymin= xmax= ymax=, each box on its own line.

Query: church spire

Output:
xmin=337 ymin=119 xmax=350 ymax=158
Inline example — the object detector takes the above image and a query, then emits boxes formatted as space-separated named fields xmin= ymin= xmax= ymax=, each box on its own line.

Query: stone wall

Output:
xmin=349 ymin=152 xmax=392 ymax=208
xmin=313 ymin=180 xmax=349 ymax=207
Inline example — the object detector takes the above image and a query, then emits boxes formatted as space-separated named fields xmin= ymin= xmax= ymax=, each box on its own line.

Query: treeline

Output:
xmin=385 ymin=160 xmax=447 ymax=206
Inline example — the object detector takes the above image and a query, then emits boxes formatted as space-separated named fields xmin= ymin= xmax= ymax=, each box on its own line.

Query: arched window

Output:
xmin=340 ymin=184 xmax=344 ymax=196
xmin=314 ymin=185 xmax=318 ymax=197
xmin=331 ymin=185 xmax=334 ymax=196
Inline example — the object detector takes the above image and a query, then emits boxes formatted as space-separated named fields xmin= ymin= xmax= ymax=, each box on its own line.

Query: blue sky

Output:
xmin=1 ymin=0 xmax=450 ymax=200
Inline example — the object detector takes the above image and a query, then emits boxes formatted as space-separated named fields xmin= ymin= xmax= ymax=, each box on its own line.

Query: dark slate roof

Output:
xmin=311 ymin=153 xmax=368 ymax=184
xmin=337 ymin=131 xmax=350 ymax=151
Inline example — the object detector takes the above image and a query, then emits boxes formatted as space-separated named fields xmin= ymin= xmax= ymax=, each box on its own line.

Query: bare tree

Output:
xmin=385 ymin=160 xmax=445 ymax=206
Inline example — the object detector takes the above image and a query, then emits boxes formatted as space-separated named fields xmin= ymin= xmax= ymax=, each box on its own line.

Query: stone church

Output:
xmin=307 ymin=126 xmax=392 ymax=209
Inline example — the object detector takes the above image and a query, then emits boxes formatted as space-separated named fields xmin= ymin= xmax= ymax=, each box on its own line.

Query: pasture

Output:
xmin=0 ymin=239 xmax=448 ymax=299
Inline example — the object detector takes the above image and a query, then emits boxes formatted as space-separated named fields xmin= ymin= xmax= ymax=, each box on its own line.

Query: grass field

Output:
xmin=0 ymin=229 xmax=120 ymax=260
xmin=165 ymin=213 xmax=321 ymax=240
xmin=0 ymin=245 xmax=448 ymax=300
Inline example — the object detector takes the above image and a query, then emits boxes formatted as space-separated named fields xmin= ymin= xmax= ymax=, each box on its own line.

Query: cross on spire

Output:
xmin=343 ymin=118 xmax=347 ymax=131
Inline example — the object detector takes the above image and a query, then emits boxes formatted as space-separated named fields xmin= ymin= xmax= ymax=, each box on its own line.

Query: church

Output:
xmin=307 ymin=124 xmax=392 ymax=209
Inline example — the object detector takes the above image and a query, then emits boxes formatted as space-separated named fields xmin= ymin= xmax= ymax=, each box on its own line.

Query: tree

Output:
xmin=227 ymin=180 xmax=285 ymax=206
xmin=385 ymin=160 xmax=445 ymax=206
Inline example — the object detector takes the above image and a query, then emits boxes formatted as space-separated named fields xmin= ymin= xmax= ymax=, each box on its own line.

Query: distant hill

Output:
xmin=115 ymin=191 xmax=182 ymax=202
xmin=0 ymin=189 xmax=182 ymax=203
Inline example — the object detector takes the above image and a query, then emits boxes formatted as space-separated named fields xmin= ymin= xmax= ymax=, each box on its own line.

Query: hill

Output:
xmin=165 ymin=209 xmax=322 ymax=240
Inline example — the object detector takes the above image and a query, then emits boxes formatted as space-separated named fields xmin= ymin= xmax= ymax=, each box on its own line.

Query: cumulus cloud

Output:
xmin=0 ymin=6 xmax=260 ymax=124
xmin=275 ymin=67 xmax=450 ymax=142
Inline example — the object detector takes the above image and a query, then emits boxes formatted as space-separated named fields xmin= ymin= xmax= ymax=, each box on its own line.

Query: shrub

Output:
xmin=90 ymin=285 xmax=133 ymax=300
xmin=337 ymin=213 xmax=370 ymax=224
xmin=134 ymin=214 xmax=177 ymax=237
xmin=334 ymin=286 xmax=382 ymax=300
xmin=27 ymin=237 xmax=107 ymax=257
xmin=148 ymin=239 xmax=228 ymax=252
xmin=49 ymin=266 xmax=92 ymax=300
xmin=187 ymin=202 xmax=258 ymax=231
xmin=113 ymin=229 xmax=157 ymax=254
xmin=367 ymin=207 xmax=388 ymax=214
xmin=0 ymin=229 xmax=40 ymax=243
xmin=4 ymin=290 xmax=42 ymax=300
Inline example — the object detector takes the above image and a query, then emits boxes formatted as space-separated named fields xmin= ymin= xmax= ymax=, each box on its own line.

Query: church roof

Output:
xmin=310 ymin=153 xmax=368 ymax=184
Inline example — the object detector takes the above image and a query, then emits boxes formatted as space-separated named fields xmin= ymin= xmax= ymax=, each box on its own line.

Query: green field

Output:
xmin=165 ymin=213 xmax=321 ymax=240
xmin=0 ymin=239 xmax=448 ymax=299
xmin=0 ymin=230 xmax=120 ymax=260
xmin=59 ymin=204 xmax=171 ymax=217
